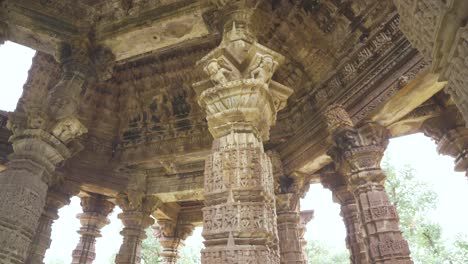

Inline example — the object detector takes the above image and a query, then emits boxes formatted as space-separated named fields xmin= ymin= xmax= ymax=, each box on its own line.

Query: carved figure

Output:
xmin=205 ymin=60 xmax=230 ymax=85
xmin=250 ymin=55 xmax=276 ymax=83
xmin=51 ymin=117 xmax=87 ymax=143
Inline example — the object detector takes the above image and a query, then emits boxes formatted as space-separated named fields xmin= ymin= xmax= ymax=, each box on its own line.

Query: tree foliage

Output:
xmin=382 ymin=159 xmax=468 ymax=264
xmin=305 ymin=240 xmax=349 ymax=264
xmin=141 ymin=227 xmax=163 ymax=264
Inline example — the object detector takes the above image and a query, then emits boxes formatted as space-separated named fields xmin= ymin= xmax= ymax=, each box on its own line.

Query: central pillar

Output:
xmin=323 ymin=104 xmax=413 ymax=264
xmin=153 ymin=220 xmax=195 ymax=264
xmin=193 ymin=3 xmax=293 ymax=263
xmin=321 ymin=167 xmax=369 ymax=264
xmin=72 ymin=194 xmax=114 ymax=264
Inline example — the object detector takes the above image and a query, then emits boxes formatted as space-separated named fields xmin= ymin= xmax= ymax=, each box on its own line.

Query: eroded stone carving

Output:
xmin=193 ymin=3 xmax=293 ymax=263
xmin=323 ymin=104 xmax=413 ymax=264
xmin=423 ymin=106 xmax=468 ymax=177
xmin=153 ymin=220 xmax=195 ymax=264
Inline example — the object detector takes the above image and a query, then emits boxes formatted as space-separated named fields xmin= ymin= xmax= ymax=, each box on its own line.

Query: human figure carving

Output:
xmin=250 ymin=55 xmax=276 ymax=83
xmin=51 ymin=117 xmax=87 ymax=143
xmin=205 ymin=60 xmax=230 ymax=85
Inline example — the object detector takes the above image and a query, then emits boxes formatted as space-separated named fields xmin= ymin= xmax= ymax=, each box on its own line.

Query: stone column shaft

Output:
xmin=298 ymin=210 xmax=313 ymax=263
xmin=115 ymin=195 xmax=158 ymax=264
xmin=321 ymin=170 xmax=369 ymax=264
xmin=324 ymin=105 xmax=413 ymax=264
xmin=276 ymin=194 xmax=308 ymax=264
xmin=72 ymin=194 xmax=114 ymax=264
xmin=26 ymin=184 xmax=77 ymax=264
xmin=0 ymin=136 xmax=69 ymax=264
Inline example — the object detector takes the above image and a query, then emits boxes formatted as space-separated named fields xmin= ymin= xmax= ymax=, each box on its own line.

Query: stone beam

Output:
xmin=1 ymin=1 xmax=81 ymax=54
xmin=372 ymin=71 xmax=446 ymax=127
xmin=96 ymin=1 xmax=212 ymax=61
xmin=279 ymin=56 xmax=436 ymax=177
xmin=153 ymin=202 xmax=181 ymax=222
xmin=148 ymin=171 xmax=204 ymax=203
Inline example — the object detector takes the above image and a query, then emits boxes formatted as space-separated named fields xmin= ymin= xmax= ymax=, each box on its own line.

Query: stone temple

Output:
xmin=0 ymin=0 xmax=467 ymax=263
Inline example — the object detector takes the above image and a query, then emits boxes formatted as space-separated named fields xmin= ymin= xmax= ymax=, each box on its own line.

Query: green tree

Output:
xmin=383 ymin=159 xmax=468 ymax=264
xmin=141 ymin=227 xmax=163 ymax=264
xmin=306 ymin=240 xmax=348 ymax=264
xmin=47 ymin=258 xmax=65 ymax=264
xmin=138 ymin=226 xmax=202 ymax=264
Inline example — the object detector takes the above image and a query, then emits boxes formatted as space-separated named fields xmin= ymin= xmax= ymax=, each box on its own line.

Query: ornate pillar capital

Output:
xmin=422 ymin=107 xmax=468 ymax=175
xmin=324 ymin=104 xmax=390 ymax=186
xmin=193 ymin=13 xmax=292 ymax=141
xmin=115 ymin=194 xmax=160 ymax=264
xmin=153 ymin=220 xmax=195 ymax=264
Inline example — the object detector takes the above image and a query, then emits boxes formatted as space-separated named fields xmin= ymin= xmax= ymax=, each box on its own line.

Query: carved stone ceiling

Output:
xmin=1 ymin=0 xmax=444 ymax=197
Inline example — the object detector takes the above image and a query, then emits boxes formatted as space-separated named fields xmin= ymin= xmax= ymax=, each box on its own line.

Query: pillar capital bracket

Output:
xmin=193 ymin=20 xmax=292 ymax=140
xmin=323 ymin=104 xmax=390 ymax=185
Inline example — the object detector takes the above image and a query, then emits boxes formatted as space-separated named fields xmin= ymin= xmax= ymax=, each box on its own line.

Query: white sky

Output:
xmin=1 ymin=42 xmax=467 ymax=263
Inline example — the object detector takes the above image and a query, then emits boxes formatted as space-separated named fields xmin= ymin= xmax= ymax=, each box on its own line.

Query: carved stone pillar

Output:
xmin=0 ymin=41 xmax=93 ymax=263
xmin=394 ymin=0 xmax=468 ymax=125
xmin=423 ymin=106 xmax=468 ymax=176
xmin=276 ymin=193 xmax=306 ymax=264
xmin=321 ymin=168 xmax=369 ymax=264
xmin=298 ymin=210 xmax=314 ymax=263
xmin=193 ymin=3 xmax=293 ymax=263
xmin=324 ymin=104 xmax=413 ymax=264
xmin=71 ymin=194 xmax=114 ymax=264
xmin=153 ymin=220 xmax=195 ymax=264
xmin=444 ymin=25 xmax=468 ymax=126
xmin=25 ymin=182 xmax=79 ymax=264
xmin=115 ymin=195 xmax=159 ymax=264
